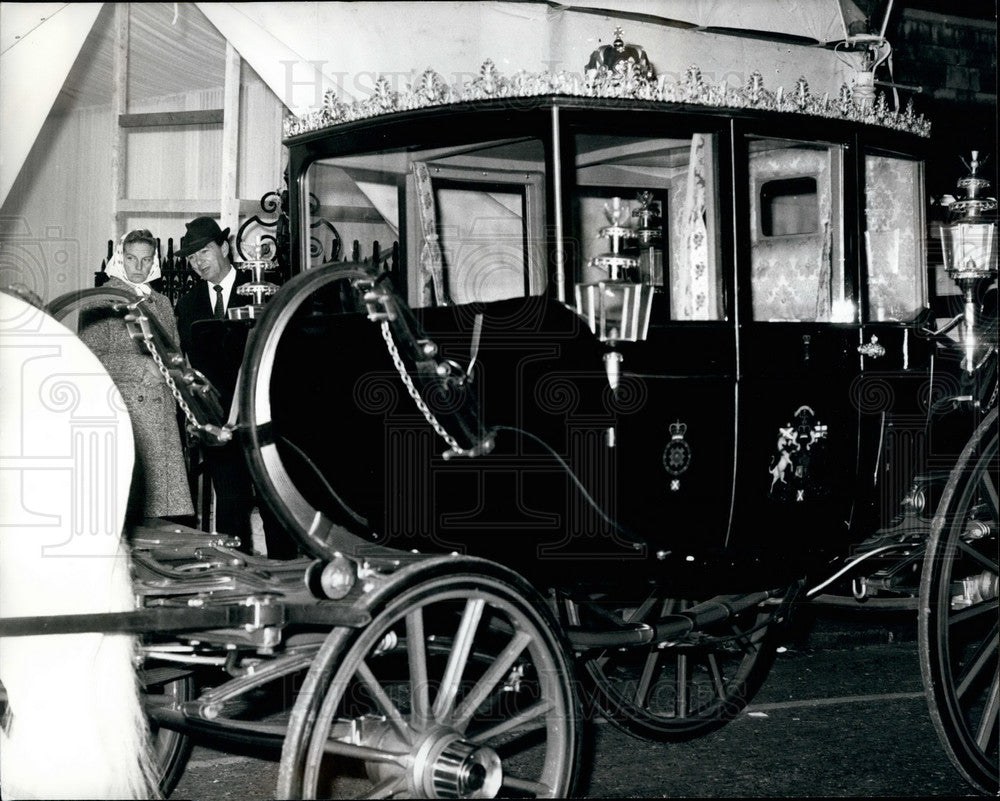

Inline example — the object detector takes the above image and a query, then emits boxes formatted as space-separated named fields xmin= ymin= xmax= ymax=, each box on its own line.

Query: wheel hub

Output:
xmin=363 ymin=722 xmax=503 ymax=799
xmin=414 ymin=730 xmax=503 ymax=799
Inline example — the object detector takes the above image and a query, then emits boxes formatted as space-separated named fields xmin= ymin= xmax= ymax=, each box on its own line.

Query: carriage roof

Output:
xmin=282 ymin=59 xmax=931 ymax=143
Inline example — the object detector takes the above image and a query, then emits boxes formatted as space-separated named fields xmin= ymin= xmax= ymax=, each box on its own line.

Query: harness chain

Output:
xmin=126 ymin=303 xmax=227 ymax=442
xmin=379 ymin=320 xmax=473 ymax=458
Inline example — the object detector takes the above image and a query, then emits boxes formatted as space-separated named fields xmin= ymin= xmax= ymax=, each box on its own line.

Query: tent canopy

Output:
xmin=0 ymin=1 xmax=868 ymax=205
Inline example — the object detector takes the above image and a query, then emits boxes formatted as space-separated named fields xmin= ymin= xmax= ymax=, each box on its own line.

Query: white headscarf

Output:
xmin=105 ymin=232 xmax=162 ymax=297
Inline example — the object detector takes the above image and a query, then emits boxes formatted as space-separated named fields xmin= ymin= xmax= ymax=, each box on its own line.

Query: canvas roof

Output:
xmin=0 ymin=1 xmax=869 ymax=204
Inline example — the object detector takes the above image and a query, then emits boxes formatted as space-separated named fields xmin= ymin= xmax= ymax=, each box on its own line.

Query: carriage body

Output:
xmin=268 ymin=86 xmax=957 ymax=594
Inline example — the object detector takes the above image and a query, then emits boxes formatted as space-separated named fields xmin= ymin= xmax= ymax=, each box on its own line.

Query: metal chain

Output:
xmin=125 ymin=304 xmax=226 ymax=440
xmin=379 ymin=320 xmax=472 ymax=457
xmin=142 ymin=328 xmax=203 ymax=430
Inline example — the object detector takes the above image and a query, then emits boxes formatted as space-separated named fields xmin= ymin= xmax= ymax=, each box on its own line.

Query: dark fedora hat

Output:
xmin=176 ymin=216 xmax=230 ymax=258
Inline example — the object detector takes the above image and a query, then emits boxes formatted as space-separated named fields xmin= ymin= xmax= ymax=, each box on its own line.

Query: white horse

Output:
xmin=0 ymin=291 xmax=157 ymax=799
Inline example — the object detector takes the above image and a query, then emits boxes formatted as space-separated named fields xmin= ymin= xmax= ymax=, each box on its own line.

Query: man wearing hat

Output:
xmin=174 ymin=216 xmax=295 ymax=558
xmin=175 ymin=216 xmax=246 ymax=354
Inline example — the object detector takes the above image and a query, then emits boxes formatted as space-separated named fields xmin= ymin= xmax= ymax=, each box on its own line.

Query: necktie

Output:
xmin=212 ymin=284 xmax=224 ymax=319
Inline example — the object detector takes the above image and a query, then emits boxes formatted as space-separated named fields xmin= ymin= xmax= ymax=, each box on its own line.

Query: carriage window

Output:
xmin=573 ymin=132 xmax=723 ymax=321
xmin=760 ymin=177 xmax=819 ymax=236
xmin=749 ymin=138 xmax=850 ymax=322
xmin=304 ymin=137 xmax=546 ymax=308
xmin=865 ymin=154 xmax=927 ymax=321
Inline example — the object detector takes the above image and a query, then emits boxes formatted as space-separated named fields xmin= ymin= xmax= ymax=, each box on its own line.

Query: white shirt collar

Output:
xmin=207 ymin=266 xmax=237 ymax=311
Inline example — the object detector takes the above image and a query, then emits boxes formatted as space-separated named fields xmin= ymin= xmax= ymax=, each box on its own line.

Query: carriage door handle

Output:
xmin=858 ymin=335 xmax=886 ymax=359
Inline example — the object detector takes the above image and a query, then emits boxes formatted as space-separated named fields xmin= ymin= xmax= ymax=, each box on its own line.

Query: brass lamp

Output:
xmin=939 ymin=152 xmax=998 ymax=372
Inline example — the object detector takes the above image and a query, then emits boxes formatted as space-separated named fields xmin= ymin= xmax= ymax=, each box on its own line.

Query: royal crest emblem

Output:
xmin=662 ymin=420 xmax=692 ymax=491
xmin=767 ymin=405 xmax=829 ymax=502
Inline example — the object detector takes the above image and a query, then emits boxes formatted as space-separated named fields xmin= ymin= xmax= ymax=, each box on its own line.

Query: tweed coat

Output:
xmin=78 ymin=276 xmax=194 ymax=519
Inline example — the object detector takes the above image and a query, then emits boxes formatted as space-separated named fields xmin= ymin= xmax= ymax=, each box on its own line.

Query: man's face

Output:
xmin=187 ymin=241 xmax=230 ymax=284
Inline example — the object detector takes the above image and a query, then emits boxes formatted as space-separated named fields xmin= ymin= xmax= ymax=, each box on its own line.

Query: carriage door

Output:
xmin=733 ymin=136 xmax=862 ymax=551
xmin=857 ymin=152 xmax=934 ymax=529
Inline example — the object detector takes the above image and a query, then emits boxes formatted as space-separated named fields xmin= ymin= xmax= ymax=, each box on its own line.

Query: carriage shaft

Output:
xmin=0 ymin=599 xmax=369 ymax=637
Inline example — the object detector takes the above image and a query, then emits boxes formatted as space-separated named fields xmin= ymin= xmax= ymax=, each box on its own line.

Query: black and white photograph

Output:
xmin=0 ymin=2 xmax=996 ymax=798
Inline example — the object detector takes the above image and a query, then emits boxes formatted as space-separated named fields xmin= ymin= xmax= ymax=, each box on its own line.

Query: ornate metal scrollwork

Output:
xmin=236 ymin=178 xmax=342 ymax=283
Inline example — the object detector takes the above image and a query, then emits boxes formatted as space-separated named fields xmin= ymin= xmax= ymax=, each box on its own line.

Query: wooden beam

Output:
xmin=220 ymin=43 xmax=241 ymax=235
xmin=116 ymin=199 xmax=223 ymax=214
xmin=118 ymin=110 xmax=224 ymax=128
xmin=111 ymin=3 xmax=129 ymax=238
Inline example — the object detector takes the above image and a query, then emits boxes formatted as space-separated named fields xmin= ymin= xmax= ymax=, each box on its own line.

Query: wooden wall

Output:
xmin=0 ymin=53 xmax=283 ymax=303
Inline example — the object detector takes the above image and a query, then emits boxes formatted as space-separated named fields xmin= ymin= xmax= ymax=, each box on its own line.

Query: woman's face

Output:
xmin=123 ymin=241 xmax=155 ymax=283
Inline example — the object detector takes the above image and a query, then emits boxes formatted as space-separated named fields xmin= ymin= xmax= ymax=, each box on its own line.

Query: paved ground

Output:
xmin=170 ymin=606 xmax=982 ymax=798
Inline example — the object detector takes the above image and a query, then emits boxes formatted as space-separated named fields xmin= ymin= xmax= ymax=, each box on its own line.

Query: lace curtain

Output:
xmin=412 ymin=161 xmax=450 ymax=306
xmin=670 ymin=134 xmax=718 ymax=320
xmin=865 ymin=155 xmax=923 ymax=321
xmin=749 ymin=147 xmax=833 ymax=322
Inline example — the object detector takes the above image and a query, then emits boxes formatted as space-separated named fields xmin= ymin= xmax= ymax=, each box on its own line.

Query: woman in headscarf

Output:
xmin=79 ymin=229 xmax=195 ymax=522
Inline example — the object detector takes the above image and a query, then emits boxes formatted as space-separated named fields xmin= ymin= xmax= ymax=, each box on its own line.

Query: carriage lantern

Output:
xmin=939 ymin=151 xmax=998 ymax=372
xmin=574 ymin=196 xmax=654 ymax=391
xmin=228 ymin=237 xmax=280 ymax=320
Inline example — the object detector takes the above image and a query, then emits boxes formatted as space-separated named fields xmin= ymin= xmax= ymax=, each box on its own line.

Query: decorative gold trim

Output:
xmin=283 ymin=60 xmax=930 ymax=139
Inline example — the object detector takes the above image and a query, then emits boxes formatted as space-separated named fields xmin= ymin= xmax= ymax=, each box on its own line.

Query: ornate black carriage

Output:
xmin=4 ymin=39 xmax=998 ymax=800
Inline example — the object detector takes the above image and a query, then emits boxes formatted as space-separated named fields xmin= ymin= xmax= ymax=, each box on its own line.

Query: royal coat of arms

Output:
xmin=767 ymin=405 xmax=829 ymax=502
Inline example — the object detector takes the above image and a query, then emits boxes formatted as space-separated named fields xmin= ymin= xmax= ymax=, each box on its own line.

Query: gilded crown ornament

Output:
xmin=585 ymin=27 xmax=656 ymax=82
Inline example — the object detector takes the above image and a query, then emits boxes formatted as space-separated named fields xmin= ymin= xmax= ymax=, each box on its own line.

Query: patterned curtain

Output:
xmin=749 ymin=147 xmax=834 ymax=322
xmin=412 ymin=162 xmax=450 ymax=306
xmin=672 ymin=134 xmax=714 ymax=320
xmin=865 ymin=155 xmax=921 ymax=321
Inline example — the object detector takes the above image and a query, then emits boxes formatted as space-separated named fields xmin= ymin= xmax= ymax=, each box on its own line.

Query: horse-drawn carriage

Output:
xmin=1 ymin=31 xmax=996 ymax=799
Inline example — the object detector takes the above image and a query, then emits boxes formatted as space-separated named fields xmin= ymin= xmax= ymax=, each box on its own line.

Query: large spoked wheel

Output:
xmin=278 ymin=561 xmax=581 ymax=798
xmin=919 ymin=406 xmax=998 ymax=795
xmin=567 ymin=586 xmax=785 ymax=741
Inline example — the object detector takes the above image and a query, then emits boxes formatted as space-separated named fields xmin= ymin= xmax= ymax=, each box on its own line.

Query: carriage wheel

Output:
xmin=278 ymin=563 xmax=580 ymax=798
xmin=143 ymin=670 xmax=195 ymax=797
xmin=919 ymin=407 xmax=999 ymax=795
xmin=568 ymin=587 xmax=784 ymax=741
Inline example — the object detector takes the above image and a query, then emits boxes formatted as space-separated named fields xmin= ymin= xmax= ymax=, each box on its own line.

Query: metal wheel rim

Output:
xmin=919 ymin=409 xmax=999 ymax=794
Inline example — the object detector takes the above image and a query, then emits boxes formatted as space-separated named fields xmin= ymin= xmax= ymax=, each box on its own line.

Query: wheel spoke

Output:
xmin=356 ymin=661 xmax=413 ymax=744
xmin=433 ymin=598 xmax=485 ymax=722
xmin=975 ymin=674 xmax=999 ymax=751
xmin=628 ymin=593 xmax=662 ymax=623
xmin=706 ymin=651 xmax=726 ymax=699
xmin=950 ymin=597 xmax=999 ymax=627
xmin=453 ymin=630 xmax=532 ymax=731
xmin=474 ymin=698 xmax=553 ymax=743
xmin=955 ymin=538 xmax=999 ymax=575
xmin=360 ymin=775 xmax=406 ymax=799
xmin=502 ymin=774 xmax=551 ymax=796
xmin=978 ymin=466 xmax=998 ymax=511
xmin=405 ymin=608 xmax=431 ymax=728
xmin=633 ymin=648 xmax=661 ymax=709
xmin=954 ymin=625 xmax=999 ymax=700
xmin=674 ymin=652 xmax=689 ymax=718
xmin=323 ymin=739 xmax=408 ymax=765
